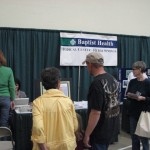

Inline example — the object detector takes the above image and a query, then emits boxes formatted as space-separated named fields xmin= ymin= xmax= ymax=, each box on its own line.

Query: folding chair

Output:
xmin=0 ymin=127 xmax=14 ymax=150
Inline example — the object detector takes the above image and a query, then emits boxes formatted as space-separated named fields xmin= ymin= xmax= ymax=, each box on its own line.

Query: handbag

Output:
xmin=135 ymin=111 xmax=150 ymax=138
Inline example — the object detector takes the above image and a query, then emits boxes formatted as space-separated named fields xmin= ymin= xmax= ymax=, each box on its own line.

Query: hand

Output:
xmin=127 ymin=92 xmax=138 ymax=99
xmin=38 ymin=143 xmax=48 ymax=150
xmin=137 ymin=96 xmax=146 ymax=101
xmin=10 ymin=101 xmax=15 ymax=110
xmin=83 ymin=135 xmax=91 ymax=148
xmin=75 ymin=131 xmax=83 ymax=141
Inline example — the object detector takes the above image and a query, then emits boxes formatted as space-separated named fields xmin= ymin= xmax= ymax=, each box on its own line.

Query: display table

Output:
xmin=11 ymin=103 xmax=87 ymax=150
xmin=11 ymin=100 xmax=122 ymax=149
xmin=12 ymin=110 xmax=32 ymax=150
xmin=74 ymin=101 xmax=88 ymax=130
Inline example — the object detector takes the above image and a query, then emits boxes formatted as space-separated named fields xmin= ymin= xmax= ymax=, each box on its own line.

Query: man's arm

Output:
xmin=83 ymin=109 xmax=101 ymax=148
xmin=38 ymin=143 xmax=48 ymax=150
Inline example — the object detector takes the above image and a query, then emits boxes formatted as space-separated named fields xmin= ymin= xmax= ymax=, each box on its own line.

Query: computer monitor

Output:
xmin=40 ymin=81 xmax=71 ymax=98
xmin=14 ymin=98 xmax=29 ymax=106
xmin=60 ymin=81 xmax=71 ymax=97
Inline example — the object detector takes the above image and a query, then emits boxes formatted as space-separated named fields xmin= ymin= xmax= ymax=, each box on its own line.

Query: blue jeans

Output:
xmin=0 ymin=96 xmax=10 ymax=127
xmin=129 ymin=116 xmax=149 ymax=150
xmin=91 ymin=143 xmax=109 ymax=150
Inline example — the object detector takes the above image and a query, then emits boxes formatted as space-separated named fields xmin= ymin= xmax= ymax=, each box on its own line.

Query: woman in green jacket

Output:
xmin=0 ymin=49 xmax=15 ymax=127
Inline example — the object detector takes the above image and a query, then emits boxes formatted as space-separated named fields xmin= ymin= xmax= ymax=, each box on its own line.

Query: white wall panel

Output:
xmin=0 ymin=0 xmax=150 ymax=36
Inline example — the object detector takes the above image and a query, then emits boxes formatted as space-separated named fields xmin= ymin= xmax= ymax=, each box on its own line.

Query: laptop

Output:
xmin=14 ymin=98 xmax=29 ymax=107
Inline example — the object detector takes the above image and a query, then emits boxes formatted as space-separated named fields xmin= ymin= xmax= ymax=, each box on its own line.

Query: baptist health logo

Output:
xmin=70 ymin=39 xmax=76 ymax=45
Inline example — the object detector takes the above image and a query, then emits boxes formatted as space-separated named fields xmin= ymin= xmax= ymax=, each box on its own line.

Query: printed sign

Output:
xmin=60 ymin=32 xmax=117 ymax=66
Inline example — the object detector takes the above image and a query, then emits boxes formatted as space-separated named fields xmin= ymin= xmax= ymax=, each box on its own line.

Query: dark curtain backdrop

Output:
xmin=0 ymin=28 xmax=150 ymax=102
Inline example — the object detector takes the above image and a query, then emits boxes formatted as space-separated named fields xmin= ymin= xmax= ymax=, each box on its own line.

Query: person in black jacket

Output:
xmin=126 ymin=61 xmax=150 ymax=150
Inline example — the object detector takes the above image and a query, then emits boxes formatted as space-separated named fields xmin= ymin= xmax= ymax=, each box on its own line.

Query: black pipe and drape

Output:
xmin=0 ymin=28 xmax=150 ymax=101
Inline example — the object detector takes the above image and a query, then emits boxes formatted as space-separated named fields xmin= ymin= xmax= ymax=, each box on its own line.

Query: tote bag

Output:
xmin=135 ymin=111 xmax=150 ymax=138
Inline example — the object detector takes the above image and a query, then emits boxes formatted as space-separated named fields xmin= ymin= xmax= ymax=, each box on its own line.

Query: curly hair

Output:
xmin=41 ymin=67 xmax=61 ymax=90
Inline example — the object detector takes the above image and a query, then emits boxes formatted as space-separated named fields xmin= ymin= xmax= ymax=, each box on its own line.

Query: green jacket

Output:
xmin=0 ymin=66 xmax=15 ymax=101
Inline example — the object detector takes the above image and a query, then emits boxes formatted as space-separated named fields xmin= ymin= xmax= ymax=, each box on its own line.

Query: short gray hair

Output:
xmin=132 ymin=61 xmax=146 ymax=73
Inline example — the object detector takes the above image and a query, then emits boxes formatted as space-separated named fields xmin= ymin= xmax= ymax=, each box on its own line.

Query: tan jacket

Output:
xmin=31 ymin=89 xmax=78 ymax=150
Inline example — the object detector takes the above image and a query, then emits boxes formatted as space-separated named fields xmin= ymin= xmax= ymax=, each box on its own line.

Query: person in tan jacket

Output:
xmin=31 ymin=67 xmax=78 ymax=150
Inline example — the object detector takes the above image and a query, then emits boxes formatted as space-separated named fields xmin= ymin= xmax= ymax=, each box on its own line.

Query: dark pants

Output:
xmin=0 ymin=96 xmax=10 ymax=127
xmin=91 ymin=143 xmax=109 ymax=150
xmin=129 ymin=116 xmax=149 ymax=150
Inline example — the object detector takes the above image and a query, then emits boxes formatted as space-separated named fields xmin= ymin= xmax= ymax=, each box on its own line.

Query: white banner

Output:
xmin=60 ymin=32 xmax=117 ymax=66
